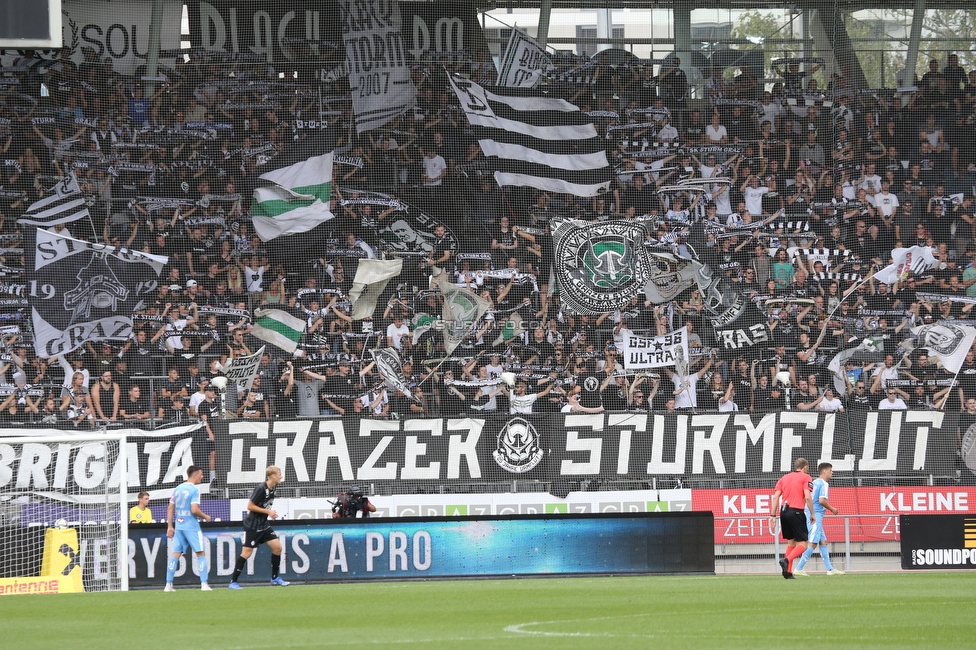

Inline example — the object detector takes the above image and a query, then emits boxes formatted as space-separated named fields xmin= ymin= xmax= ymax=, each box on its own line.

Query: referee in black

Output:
xmin=228 ymin=465 xmax=289 ymax=588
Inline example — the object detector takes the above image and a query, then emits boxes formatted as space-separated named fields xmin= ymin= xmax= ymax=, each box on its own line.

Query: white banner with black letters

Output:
xmin=496 ymin=27 xmax=552 ymax=88
xmin=338 ymin=0 xmax=417 ymax=133
xmin=621 ymin=327 xmax=689 ymax=370
xmin=221 ymin=345 xmax=265 ymax=391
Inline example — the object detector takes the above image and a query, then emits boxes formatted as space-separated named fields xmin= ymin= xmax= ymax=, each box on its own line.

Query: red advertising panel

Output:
xmin=693 ymin=487 xmax=976 ymax=544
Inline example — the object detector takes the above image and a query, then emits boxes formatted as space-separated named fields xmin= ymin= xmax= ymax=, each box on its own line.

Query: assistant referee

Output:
xmin=769 ymin=457 xmax=815 ymax=579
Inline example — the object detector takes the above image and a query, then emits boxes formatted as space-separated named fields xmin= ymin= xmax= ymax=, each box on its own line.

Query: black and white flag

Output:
xmin=339 ymin=0 xmax=417 ymax=133
xmin=693 ymin=262 xmax=771 ymax=350
xmin=370 ymin=347 xmax=416 ymax=400
xmin=17 ymin=173 xmax=90 ymax=227
xmin=496 ymin=28 xmax=553 ymax=88
xmin=448 ymin=75 xmax=611 ymax=197
xmin=550 ymin=217 xmax=656 ymax=314
xmin=26 ymin=229 xmax=167 ymax=357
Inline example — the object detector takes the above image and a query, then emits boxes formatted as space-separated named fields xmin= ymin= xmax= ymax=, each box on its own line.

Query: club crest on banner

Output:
xmin=551 ymin=218 xmax=653 ymax=314
xmin=493 ymin=417 xmax=544 ymax=474
xmin=62 ymin=254 xmax=129 ymax=326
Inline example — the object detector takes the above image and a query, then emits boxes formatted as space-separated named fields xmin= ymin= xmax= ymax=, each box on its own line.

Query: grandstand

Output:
xmin=1 ymin=0 xmax=976 ymax=582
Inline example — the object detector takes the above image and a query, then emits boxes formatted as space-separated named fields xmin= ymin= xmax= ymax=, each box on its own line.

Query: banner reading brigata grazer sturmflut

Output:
xmin=0 ymin=411 xmax=959 ymax=498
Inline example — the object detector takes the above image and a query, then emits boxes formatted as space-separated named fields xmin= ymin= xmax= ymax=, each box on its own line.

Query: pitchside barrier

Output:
xmin=126 ymin=512 xmax=715 ymax=586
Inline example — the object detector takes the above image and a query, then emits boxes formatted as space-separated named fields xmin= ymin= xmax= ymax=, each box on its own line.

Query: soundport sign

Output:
xmin=693 ymin=487 xmax=976 ymax=544
xmin=900 ymin=514 xmax=976 ymax=569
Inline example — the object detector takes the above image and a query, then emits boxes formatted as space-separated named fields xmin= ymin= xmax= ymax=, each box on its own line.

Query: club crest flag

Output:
xmin=339 ymin=0 xmax=417 ymax=133
xmin=550 ymin=217 xmax=654 ymax=314
xmin=621 ymin=328 xmax=689 ymax=370
xmin=221 ymin=345 xmax=265 ymax=391
xmin=370 ymin=347 xmax=416 ymax=400
xmin=911 ymin=321 xmax=976 ymax=374
xmin=26 ymin=229 xmax=167 ymax=357
xmin=349 ymin=259 xmax=403 ymax=320
xmin=497 ymin=28 xmax=553 ymax=88
xmin=251 ymin=152 xmax=334 ymax=241
xmin=431 ymin=268 xmax=491 ymax=354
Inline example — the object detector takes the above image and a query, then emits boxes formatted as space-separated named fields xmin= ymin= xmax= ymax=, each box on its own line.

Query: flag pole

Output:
xmin=937 ymin=365 xmax=962 ymax=411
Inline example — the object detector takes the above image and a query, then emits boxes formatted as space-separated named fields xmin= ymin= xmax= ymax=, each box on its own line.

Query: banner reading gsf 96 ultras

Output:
xmin=126 ymin=513 xmax=714 ymax=585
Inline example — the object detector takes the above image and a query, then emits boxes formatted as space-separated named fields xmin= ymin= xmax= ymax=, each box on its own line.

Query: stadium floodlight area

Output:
xmin=0 ymin=434 xmax=128 ymax=593
xmin=0 ymin=0 xmax=62 ymax=49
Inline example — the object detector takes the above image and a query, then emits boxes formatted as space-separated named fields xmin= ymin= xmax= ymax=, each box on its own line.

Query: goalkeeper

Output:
xmin=228 ymin=465 xmax=289 ymax=589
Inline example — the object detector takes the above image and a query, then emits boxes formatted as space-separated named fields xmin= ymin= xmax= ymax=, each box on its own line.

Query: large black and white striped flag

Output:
xmin=448 ymin=75 xmax=611 ymax=197
xmin=16 ymin=173 xmax=90 ymax=227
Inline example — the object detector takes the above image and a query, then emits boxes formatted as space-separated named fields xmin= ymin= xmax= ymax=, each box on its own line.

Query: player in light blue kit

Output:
xmin=794 ymin=462 xmax=845 ymax=576
xmin=164 ymin=465 xmax=213 ymax=591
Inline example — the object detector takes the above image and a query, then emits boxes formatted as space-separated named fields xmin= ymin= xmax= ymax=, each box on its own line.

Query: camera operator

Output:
xmin=332 ymin=485 xmax=376 ymax=519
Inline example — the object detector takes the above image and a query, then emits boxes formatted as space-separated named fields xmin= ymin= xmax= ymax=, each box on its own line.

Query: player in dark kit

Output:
xmin=228 ymin=465 xmax=289 ymax=588
xmin=769 ymin=457 xmax=815 ymax=579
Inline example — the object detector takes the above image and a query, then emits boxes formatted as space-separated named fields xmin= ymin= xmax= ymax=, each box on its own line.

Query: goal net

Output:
xmin=0 ymin=434 xmax=128 ymax=594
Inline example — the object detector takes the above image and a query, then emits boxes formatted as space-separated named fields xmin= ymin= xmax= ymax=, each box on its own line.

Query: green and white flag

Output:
xmin=432 ymin=267 xmax=490 ymax=354
xmin=251 ymin=152 xmax=334 ymax=242
xmin=250 ymin=309 xmax=306 ymax=354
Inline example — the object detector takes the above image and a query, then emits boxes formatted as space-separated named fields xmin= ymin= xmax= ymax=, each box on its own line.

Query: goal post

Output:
xmin=0 ymin=433 xmax=128 ymax=594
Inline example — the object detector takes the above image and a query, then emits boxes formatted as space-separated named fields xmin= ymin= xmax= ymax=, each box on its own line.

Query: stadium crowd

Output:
xmin=2 ymin=45 xmax=976 ymax=427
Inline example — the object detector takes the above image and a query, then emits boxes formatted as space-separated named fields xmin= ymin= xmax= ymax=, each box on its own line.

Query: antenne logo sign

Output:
xmin=493 ymin=417 xmax=544 ymax=473
xmin=62 ymin=254 xmax=129 ymax=325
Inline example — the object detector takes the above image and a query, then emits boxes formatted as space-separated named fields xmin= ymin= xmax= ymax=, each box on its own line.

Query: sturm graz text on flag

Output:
xmin=26 ymin=229 xmax=167 ymax=357
xmin=550 ymin=218 xmax=654 ymax=314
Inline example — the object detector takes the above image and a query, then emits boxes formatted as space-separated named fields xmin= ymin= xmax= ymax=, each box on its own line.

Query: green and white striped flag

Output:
xmin=250 ymin=309 xmax=306 ymax=354
xmin=251 ymin=152 xmax=334 ymax=241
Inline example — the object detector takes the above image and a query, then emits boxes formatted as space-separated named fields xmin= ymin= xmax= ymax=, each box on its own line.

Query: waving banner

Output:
xmin=25 ymin=229 xmax=167 ymax=357
xmin=621 ymin=327 xmax=689 ymax=370
xmin=497 ymin=28 xmax=552 ymax=88
xmin=370 ymin=347 xmax=415 ymax=399
xmin=339 ymin=0 xmax=417 ymax=133
xmin=221 ymin=345 xmax=266 ymax=391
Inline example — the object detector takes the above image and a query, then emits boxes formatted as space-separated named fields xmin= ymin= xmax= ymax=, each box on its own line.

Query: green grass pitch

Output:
xmin=2 ymin=573 xmax=974 ymax=648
